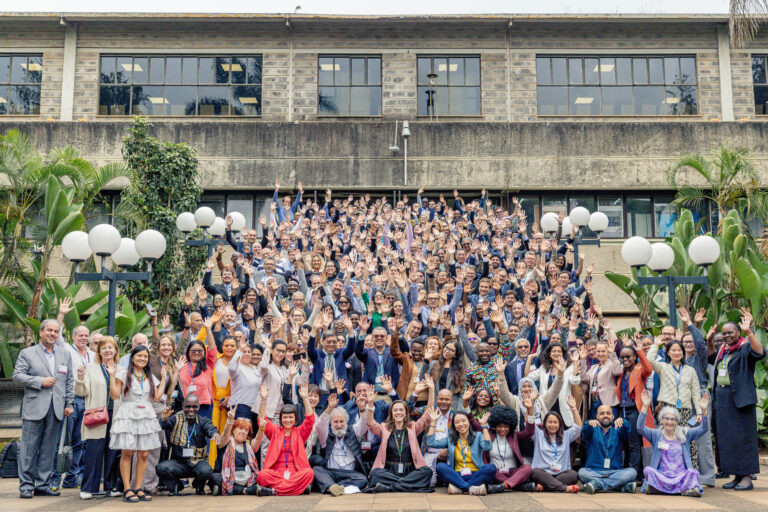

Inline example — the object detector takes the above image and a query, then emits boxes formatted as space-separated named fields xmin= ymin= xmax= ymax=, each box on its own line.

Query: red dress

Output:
xmin=256 ymin=413 xmax=315 ymax=495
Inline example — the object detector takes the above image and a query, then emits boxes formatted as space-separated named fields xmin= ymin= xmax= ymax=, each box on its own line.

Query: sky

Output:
xmin=9 ymin=0 xmax=730 ymax=14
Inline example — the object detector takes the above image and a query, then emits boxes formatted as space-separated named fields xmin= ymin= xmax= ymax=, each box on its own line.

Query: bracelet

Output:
xmin=481 ymin=425 xmax=490 ymax=430
xmin=365 ymin=405 xmax=375 ymax=411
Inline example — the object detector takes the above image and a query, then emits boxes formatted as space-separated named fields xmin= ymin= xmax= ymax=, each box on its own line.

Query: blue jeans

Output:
xmin=435 ymin=462 xmax=497 ymax=491
xmin=52 ymin=396 xmax=86 ymax=487
xmin=577 ymin=467 xmax=637 ymax=491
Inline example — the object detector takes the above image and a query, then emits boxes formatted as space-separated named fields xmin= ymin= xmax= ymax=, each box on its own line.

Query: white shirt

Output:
xmin=489 ymin=435 xmax=517 ymax=470
xmin=66 ymin=344 xmax=95 ymax=368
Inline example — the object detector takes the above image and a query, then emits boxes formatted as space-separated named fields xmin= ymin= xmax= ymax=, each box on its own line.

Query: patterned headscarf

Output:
xmin=221 ymin=438 xmax=258 ymax=495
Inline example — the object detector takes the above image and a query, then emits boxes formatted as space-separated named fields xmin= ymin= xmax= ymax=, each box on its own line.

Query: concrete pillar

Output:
xmin=60 ymin=22 xmax=77 ymax=121
xmin=717 ymin=24 xmax=734 ymax=121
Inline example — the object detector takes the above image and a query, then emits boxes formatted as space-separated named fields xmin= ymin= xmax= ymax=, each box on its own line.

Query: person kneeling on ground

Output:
xmin=485 ymin=402 xmax=535 ymax=492
xmin=577 ymin=404 xmax=637 ymax=494
xmin=430 ymin=410 xmax=502 ymax=495
xmin=313 ymin=393 xmax=370 ymax=496
xmin=637 ymin=389 xmax=709 ymax=497
xmin=156 ymin=394 xmax=232 ymax=495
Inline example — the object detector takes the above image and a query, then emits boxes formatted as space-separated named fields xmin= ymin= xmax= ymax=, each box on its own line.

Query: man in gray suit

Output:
xmin=13 ymin=319 xmax=74 ymax=499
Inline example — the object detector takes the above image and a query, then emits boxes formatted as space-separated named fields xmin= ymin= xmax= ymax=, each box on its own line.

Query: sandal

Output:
xmin=135 ymin=489 xmax=152 ymax=501
xmin=122 ymin=489 xmax=139 ymax=503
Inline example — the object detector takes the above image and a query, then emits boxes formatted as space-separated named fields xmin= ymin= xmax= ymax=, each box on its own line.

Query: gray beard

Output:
xmin=332 ymin=426 xmax=347 ymax=438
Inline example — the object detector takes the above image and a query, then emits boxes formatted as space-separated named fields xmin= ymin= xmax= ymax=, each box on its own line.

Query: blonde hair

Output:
xmin=95 ymin=336 xmax=120 ymax=365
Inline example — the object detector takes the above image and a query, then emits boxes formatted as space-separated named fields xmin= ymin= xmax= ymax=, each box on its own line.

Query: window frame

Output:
xmin=316 ymin=54 xmax=383 ymax=118
xmin=535 ymin=54 xmax=699 ymax=117
xmin=751 ymin=54 xmax=768 ymax=116
xmin=97 ymin=54 xmax=262 ymax=118
xmin=416 ymin=54 xmax=483 ymax=118
xmin=0 ymin=53 xmax=43 ymax=116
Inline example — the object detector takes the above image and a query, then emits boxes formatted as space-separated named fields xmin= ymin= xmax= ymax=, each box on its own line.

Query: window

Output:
xmin=417 ymin=55 xmax=481 ymax=116
xmin=536 ymin=55 xmax=697 ymax=116
xmin=0 ymin=54 xmax=42 ymax=115
xmin=752 ymin=55 xmax=768 ymax=115
xmin=99 ymin=55 xmax=261 ymax=116
xmin=318 ymin=56 xmax=381 ymax=116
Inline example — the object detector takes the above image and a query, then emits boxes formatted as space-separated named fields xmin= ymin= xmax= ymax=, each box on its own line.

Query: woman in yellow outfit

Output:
xmin=209 ymin=337 xmax=237 ymax=466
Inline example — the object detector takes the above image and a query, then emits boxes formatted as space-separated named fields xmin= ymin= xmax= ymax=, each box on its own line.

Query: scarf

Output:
xmin=715 ymin=337 xmax=747 ymax=364
xmin=169 ymin=412 xmax=206 ymax=462
xmin=221 ymin=439 xmax=258 ymax=495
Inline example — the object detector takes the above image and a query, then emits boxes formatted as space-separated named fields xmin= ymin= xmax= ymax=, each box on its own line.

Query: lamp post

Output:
xmin=427 ymin=72 xmax=438 ymax=121
xmin=175 ymin=207 xmax=239 ymax=258
xmin=61 ymin=224 xmax=167 ymax=336
xmin=540 ymin=207 xmax=610 ymax=285
xmin=401 ymin=121 xmax=410 ymax=187
xmin=620 ymin=235 xmax=719 ymax=327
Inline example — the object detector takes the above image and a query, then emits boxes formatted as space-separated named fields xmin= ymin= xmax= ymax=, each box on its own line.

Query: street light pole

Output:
xmin=633 ymin=272 xmax=710 ymax=328
xmin=176 ymin=207 xmax=230 ymax=258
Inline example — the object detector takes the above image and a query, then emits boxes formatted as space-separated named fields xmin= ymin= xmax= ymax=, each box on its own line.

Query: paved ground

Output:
xmin=3 ymin=476 xmax=768 ymax=512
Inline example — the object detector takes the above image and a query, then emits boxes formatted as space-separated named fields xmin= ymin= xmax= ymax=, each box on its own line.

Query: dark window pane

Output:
xmin=597 ymin=196 xmax=624 ymax=238
xmin=465 ymin=58 xmax=480 ymax=86
xmin=600 ymin=57 xmax=616 ymax=85
xmin=116 ymin=56 xmax=131 ymax=84
xmin=666 ymin=86 xmax=697 ymax=115
xmin=8 ymin=85 xmax=40 ymax=114
xmin=319 ymin=86 xmax=344 ymax=115
xmin=601 ymin=86 xmax=634 ymax=115
xmin=649 ymin=58 xmax=663 ymax=83
xmin=198 ymin=57 xmax=214 ymax=84
xmin=664 ymin=57 xmax=680 ymax=84
xmin=319 ymin=57 xmax=334 ymax=85
xmin=754 ymin=85 xmax=768 ymax=115
xmin=551 ymin=57 xmax=567 ymax=85
xmin=417 ymin=57 xmax=432 ymax=85
xmin=434 ymin=57 xmax=448 ymax=85
xmin=10 ymin=56 xmax=26 ymax=83
xmin=0 ymin=85 xmax=7 ymax=114
xmin=616 ymin=57 xmax=632 ymax=85
xmin=584 ymin=58 xmax=599 ymax=84
xmin=0 ymin=55 xmax=10 ymax=83
xmin=417 ymin=86 xmax=435 ymax=116
xmin=166 ymin=57 xmax=181 ymax=84
xmin=351 ymin=58 xmax=365 ymax=86
xmin=536 ymin=57 xmax=551 ymax=85
xmin=26 ymin=55 xmax=42 ymax=83
xmin=132 ymin=85 xmax=165 ymax=115
xmin=165 ymin=85 xmax=197 ymax=115
xmin=98 ymin=85 xmax=130 ymax=115
xmin=132 ymin=57 xmax=148 ymax=83
xmin=149 ymin=57 xmax=164 ymax=84
xmin=570 ymin=86 xmax=600 ymax=115
xmin=214 ymin=57 xmax=230 ymax=84
xmin=231 ymin=57 xmax=246 ymax=84
xmin=247 ymin=57 xmax=262 ymax=84
xmin=634 ymin=85 xmax=665 ymax=114
xmin=752 ymin=56 xmax=766 ymax=84
xmin=542 ymin=195 xmax=566 ymax=215
xmin=334 ymin=57 xmax=350 ymax=86
xmin=537 ymin=86 xmax=568 ymax=115
xmin=368 ymin=58 xmax=381 ymax=85
xmin=198 ymin=85 xmax=229 ymax=115
xmin=183 ymin=57 xmax=197 ymax=85
xmin=633 ymin=58 xmax=648 ymax=84
xmin=231 ymin=85 xmax=261 ymax=115
xmin=198 ymin=194 xmax=225 ymax=218
xmin=626 ymin=196 xmax=652 ymax=237
xmin=350 ymin=86 xmax=381 ymax=115
xmin=449 ymin=57 xmax=464 ymax=86
xmin=680 ymin=57 xmax=696 ymax=84
xmin=568 ymin=58 xmax=583 ymax=84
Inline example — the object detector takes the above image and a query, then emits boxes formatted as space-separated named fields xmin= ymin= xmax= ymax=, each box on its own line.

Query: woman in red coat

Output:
xmin=256 ymin=383 xmax=315 ymax=495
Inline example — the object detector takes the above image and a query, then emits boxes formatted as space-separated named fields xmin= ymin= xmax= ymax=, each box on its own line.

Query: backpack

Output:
xmin=0 ymin=440 xmax=18 ymax=478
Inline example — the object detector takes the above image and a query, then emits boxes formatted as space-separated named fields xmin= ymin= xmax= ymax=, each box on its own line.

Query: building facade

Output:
xmin=1 ymin=12 xmax=767 ymax=318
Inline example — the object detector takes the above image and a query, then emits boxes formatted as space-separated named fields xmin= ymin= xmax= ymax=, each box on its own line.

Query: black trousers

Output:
xmin=156 ymin=459 xmax=213 ymax=492
xmin=209 ymin=473 xmax=260 ymax=495
xmin=313 ymin=466 xmax=368 ymax=493
xmin=617 ymin=406 xmax=643 ymax=479
xmin=368 ymin=466 xmax=433 ymax=492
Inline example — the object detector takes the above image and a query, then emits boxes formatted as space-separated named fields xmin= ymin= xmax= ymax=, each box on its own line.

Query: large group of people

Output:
xmin=12 ymin=183 xmax=765 ymax=502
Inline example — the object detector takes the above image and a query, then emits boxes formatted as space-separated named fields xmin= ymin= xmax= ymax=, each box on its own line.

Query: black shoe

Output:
xmin=752 ymin=474 xmax=758 ymax=480
xmin=195 ymin=487 xmax=206 ymax=496
xmin=735 ymin=482 xmax=755 ymax=491
xmin=34 ymin=488 xmax=60 ymax=496
xmin=302 ymin=485 xmax=311 ymax=495
xmin=374 ymin=483 xmax=391 ymax=493
xmin=518 ymin=482 xmax=536 ymax=492
xmin=723 ymin=479 xmax=739 ymax=489
xmin=715 ymin=472 xmax=730 ymax=479
xmin=19 ymin=491 xmax=33 ymax=499
xmin=258 ymin=485 xmax=276 ymax=497
xmin=487 ymin=483 xmax=506 ymax=494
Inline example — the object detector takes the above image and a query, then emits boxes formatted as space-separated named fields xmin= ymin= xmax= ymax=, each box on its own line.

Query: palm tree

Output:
xmin=730 ymin=0 xmax=768 ymax=48
xmin=668 ymin=144 xmax=768 ymax=234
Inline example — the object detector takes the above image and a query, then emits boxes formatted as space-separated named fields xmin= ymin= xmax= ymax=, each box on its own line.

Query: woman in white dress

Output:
xmin=107 ymin=345 xmax=166 ymax=503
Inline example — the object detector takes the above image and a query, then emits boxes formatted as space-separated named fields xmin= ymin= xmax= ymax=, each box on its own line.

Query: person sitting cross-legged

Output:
xmin=577 ymin=404 xmax=637 ymax=494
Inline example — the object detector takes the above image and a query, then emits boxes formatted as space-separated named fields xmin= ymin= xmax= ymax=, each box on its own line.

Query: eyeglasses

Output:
xmin=488 ymin=342 xmax=499 ymax=346
xmin=373 ymin=334 xmax=386 ymax=339
xmin=189 ymin=349 xmax=204 ymax=354
xmin=619 ymin=354 xmax=634 ymax=359
xmin=183 ymin=404 xmax=200 ymax=409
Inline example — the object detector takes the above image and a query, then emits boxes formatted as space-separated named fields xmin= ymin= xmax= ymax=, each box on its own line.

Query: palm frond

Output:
xmin=668 ymin=154 xmax=712 ymax=186
xmin=730 ymin=0 xmax=768 ymax=48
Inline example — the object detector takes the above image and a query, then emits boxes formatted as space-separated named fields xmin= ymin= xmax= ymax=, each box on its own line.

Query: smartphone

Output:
xmin=293 ymin=353 xmax=303 ymax=361
xmin=145 ymin=304 xmax=157 ymax=318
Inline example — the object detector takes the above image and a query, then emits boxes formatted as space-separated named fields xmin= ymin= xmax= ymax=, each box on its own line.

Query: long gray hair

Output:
xmin=657 ymin=406 xmax=687 ymax=442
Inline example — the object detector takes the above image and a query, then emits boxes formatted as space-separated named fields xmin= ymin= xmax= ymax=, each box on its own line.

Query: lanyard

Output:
xmin=592 ymin=364 xmax=601 ymax=390
xmin=495 ymin=437 xmax=507 ymax=460
xmin=458 ymin=439 xmax=469 ymax=465
xmin=551 ymin=437 xmax=559 ymax=459
xmin=283 ymin=438 xmax=291 ymax=468
xmin=133 ymin=371 xmax=145 ymax=395
xmin=393 ymin=430 xmax=406 ymax=458
xmin=671 ymin=364 xmax=682 ymax=393
xmin=188 ymin=363 xmax=194 ymax=384
xmin=186 ymin=421 xmax=196 ymax=448
xmin=337 ymin=437 xmax=347 ymax=456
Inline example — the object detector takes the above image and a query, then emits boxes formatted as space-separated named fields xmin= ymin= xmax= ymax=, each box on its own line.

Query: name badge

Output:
xmin=345 ymin=362 xmax=352 ymax=369
xmin=604 ymin=458 xmax=611 ymax=469
xmin=187 ymin=385 xmax=197 ymax=393
xmin=361 ymin=442 xmax=371 ymax=450
xmin=375 ymin=376 xmax=382 ymax=384
xmin=58 ymin=364 xmax=68 ymax=374
xmin=137 ymin=403 xmax=146 ymax=409
xmin=718 ymin=368 xmax=727 ymax=377
xmin=550 ymin=463 xmax=561 ymax=473
xmin=413 ymin=377 xmax=419 ymax=383
xmin=161 ymin=394 xmax=167 ymax=403
xmin=172 ymin=390 xmax=179 ymax=398
xmin=283 ymin=470 xmax=291 ymax=480
xmin=460 ymin=468 xmax=472 ymax=476
xmin=182 ymin=448 xmax=194 ymax=457
xmin=397 ymin=463 xmax=404 ymax=474
xmin=658 ymin=442 xmax=670 ymax=451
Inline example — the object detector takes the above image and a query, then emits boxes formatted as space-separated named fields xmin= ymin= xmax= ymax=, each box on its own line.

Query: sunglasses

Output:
xmin=183 ymin=404 xmax=200 ymax=409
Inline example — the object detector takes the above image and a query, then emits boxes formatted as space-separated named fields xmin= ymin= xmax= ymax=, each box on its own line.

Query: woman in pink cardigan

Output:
xmin=365 ymin=384 xmax=436 ymax=493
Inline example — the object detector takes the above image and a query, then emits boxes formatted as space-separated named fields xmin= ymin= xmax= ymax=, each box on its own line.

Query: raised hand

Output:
xmin=76 ymin=365 xmax=86 ymax=380
xmin=699 ymin=391 xmax=710 ymax=413
xmin=227 ymin=404 xmax=236 ymax=421
xmin=694 ymin=308 xmax=706 ymax=326
xmin=678 ymin=307 xmax=690 ymax=325
xmin=739 ymin=307 xmax=753 ymax=332
xmin=640 ymin=389 xmax=651 ymax=408
xmin=463 ymin=388 xmax=475 ymax=403
xmin=380 ymin=375 xmax=394 ymax=394
xmin=58 ymin=297 xmax=74 ymax=317
xmin=327 ymin=393 xmax=338 ymax=411
xmin=335 ymin=378 xmax=346 ymax=393
xmin=298 ymin=383 xmax=309 ymax=399
xmin=614 ymin=417 xmax=624 ymax=429
xmin=567 ymin=394 xmax=576 ymax=410
xmin=478 ymin=411 xmax=490 ymax=426
xmin=494 ymin=356 xmax=506 ymax=374
xmin=554 ymin=358 xmax=566 ymax=375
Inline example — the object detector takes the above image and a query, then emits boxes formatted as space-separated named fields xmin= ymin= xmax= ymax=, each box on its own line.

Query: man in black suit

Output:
xmin=202 ymin=257 xmax=245 ymax=308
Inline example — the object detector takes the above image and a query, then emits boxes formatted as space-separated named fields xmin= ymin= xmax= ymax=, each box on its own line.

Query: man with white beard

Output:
xmin=313 ymin=393 xmax=370 ymax=496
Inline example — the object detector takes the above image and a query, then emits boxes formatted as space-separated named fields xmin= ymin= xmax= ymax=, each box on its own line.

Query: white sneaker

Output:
xmin=469 ymin=484 xmax=487 ymax=496
xmin=447 ymin=483 xmax=463 ymax=495
xmin=79 ymin=491 xmax=93 ymax=500
xmin=109 ymin=490 xmax=122 ymax=497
